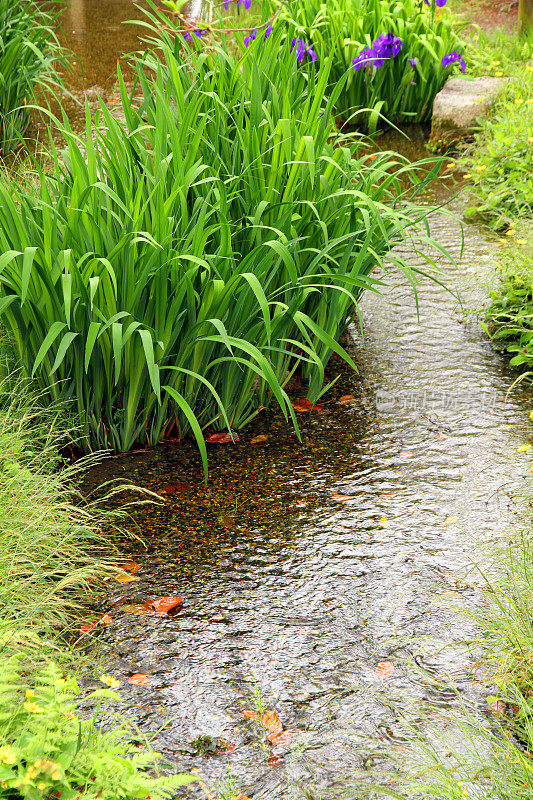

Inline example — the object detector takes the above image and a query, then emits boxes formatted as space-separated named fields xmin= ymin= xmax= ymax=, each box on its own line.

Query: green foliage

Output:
xmin=279 ymin=0 xmax=463 ymax=130
xmin=0 ymin=0 xmax=63 ymax=155
xmin=0 ymin=657 xmax=195 ymax=799
xmin=0 ymin=17 xmax=442 ymax=463
xmin=485 ymin=230 xmax=533 ymax=370
xmin=462 ymin=75 xmax=533 ymax=226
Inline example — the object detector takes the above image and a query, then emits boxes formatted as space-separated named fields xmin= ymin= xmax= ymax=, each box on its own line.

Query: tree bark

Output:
xmin=518 ymin=0 xmax=533 ymax=33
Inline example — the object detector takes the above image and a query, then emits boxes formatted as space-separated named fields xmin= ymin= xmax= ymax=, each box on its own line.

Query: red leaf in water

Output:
xmin=207 ymin=432 xmax=239 ymax=444
xmin=331 ymin=493 xmax=352 ymax=503
xmin=291 ymin=398 xmax=322 ymax=413
xmin=141 ymin=598 xmax=156 ymax=612
xmin=375 ymin=661 xmax=395 ymax=680
xmin=242 ymin=709 xmax=259 ymax=720
xmin=152 ymin=596 xmax=184 ymax=614
xmin=158 ymin=482 xmax=190 ymax=496
xmin=128 ymin=673 xmax=150 ymax=688
xmin=339 ymin=394 xmax=356 ymax=405
xmin=399 ymin=450 xmax=414 ymax=460
xmin=122 ymin=561 xmax=141 ymax=574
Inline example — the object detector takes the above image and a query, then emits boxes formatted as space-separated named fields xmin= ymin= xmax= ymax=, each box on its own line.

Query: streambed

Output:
xmin=59 ymin=4 xmax=533 ymax=796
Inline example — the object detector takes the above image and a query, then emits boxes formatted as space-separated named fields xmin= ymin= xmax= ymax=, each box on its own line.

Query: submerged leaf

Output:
xmin=152 ymin=596 xmax=184 ymax=614
xmin=250 ymin=434 xmax=269 ymax=446
xmin=128 ymin=673 xmax=151 ymax=688
xmin=115 ymin=573 xmax=140 ymax=584
xmin=207 ymin=432 xmax=239 ymax=444
xmin=375 ymin=661 xmax=395 ymax=680
xmin=291 ymin=398 xmax=323 ymax=412
xmin=332 ymin=493 xmax=352 ymax=503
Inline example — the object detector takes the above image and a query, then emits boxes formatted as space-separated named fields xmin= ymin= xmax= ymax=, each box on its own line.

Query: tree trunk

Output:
xmin=518 ymin=0 xmax=533 ymax=33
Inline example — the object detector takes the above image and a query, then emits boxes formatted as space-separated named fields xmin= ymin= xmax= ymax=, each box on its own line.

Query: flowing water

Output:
xmin=57 ymin=4 xmax=533 ymax=796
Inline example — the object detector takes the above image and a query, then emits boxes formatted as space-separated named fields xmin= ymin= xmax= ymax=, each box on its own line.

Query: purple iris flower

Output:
xmin=424 ymin=0 xmax=447 ymax=5
xmin=183 ymin=29 xmax=203 ymax=40
xmin=352 ymin=33 xmax=404 ymax=71
xmin=237 ymin=0 xmax=252 ymax=9
xmin=442 ymin=49 xmax=466 ymax=72
xmin=291 ymin=37 xmax=316 ymax=63
xmin=224 ymin=0 xmax=230 ymax=8
xmin=244 ymin=28 xmax=257 ymax=47
xmin=264 ymin=23 xmax=273 ymax=40
xmin=291 ymin=38 xmax=306 ymax=62
xmin=408 ymin=57 xmax=419 ymax=66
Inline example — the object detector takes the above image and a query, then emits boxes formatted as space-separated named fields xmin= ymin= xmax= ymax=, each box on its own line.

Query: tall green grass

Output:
xmin=0 ymin=0 xmax=63 ymax=155
xmin=0 ymin=16 xmax=442 ymax=464
xmin=0 ymin=372 xmax=194 ymax=797
xmin=280 ymin=0 xmax=463 ymax=129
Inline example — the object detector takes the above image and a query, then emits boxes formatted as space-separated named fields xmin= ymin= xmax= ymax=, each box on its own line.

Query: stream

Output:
xmin=57 ymin=3 xmax=533 ymax=797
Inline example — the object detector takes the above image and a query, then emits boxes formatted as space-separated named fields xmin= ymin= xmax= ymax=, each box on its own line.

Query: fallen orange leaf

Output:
xmin=250 ymin=434 xmax=269 ymax=446
xmin=100 ymin=614 xmax=112 ymax=625
xmin=242 ymin=709 xmax=259 ymax=720
xmin=152 ymin=596 xmax=184 ymax=614
xmin=339 ymin=394 xmax=356 ymax=405
xmin=261 ymin=710 xmax=283 ymax=737
xmin=80 ymin=622 xmax=96 ymax=633
xmin=122 ymin=561 xmax=141 ymax=574
xmin=291 ymin=398 xmax=323 ymax=413
xmin=128 ymin=673 xmax=150 ymax=688
xmin=399 ymin=450 xmax=414 ymax=460
xmin=269 ymin=730 xmax=293 ymax=748
xmin=332 ymin=493 xmax=352 ymax=503
xmin=375 ymin=661 xmax=395 ymax=680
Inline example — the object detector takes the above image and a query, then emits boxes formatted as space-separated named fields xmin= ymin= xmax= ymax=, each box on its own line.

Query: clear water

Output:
xmin=57 ymin=3 xmax=532 ymax=796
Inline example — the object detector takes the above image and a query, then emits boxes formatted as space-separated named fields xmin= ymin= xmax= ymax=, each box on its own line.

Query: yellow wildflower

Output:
xmin=476 ymin=165 xmax=487 ymax=172
xmin=64 ymin=710 xmax=78 ymax=721
xmin=38 ymin=783 xmax=47 ymax=791
xmin=446 ymin=162 xmax=455 ymax=169
xmin=25 ymin=689 xmax=34 ymax=699
xmin=515 ymin=98 xmax=523 ymax=105
xmin=506 ymin=229 xmax=515 ymax=236
xmin=23 ymin=701 xmax=44 ymax=713
xmin=99 ymin=674 xmax=120 ymax=689
xmin=517 ymin=239 xmax=528 ymax=245
xmin=0 ymin=746 xmax=17 ymax=765
xmin=51 ymin=770 xmax=62 ymax=781
xmin=492 ymin=61 xmax=500 ymax=66
xmin=495 ymin=71 xmax=503 ymax=77
xmin=463 ymin=173 xmax=472 ymax=179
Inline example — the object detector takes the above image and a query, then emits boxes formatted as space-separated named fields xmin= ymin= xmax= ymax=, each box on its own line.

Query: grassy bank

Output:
xmin=0 ymin=374 xmax=193 ymax=798
xmin=378 ymin=7 xmax=533 ymax=799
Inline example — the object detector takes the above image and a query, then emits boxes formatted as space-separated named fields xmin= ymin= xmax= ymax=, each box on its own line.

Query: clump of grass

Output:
xmin=0 ymin=0 xmax=64 ymax=155
xmin=0 ymin=372 xmax=116 ymax=658
xmin=0 ymin=13 xmax=444 ymax=464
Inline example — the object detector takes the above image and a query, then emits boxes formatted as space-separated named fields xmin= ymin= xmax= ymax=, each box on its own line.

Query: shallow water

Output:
xmin=57 ymin=2 xmax=533 ymax=795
